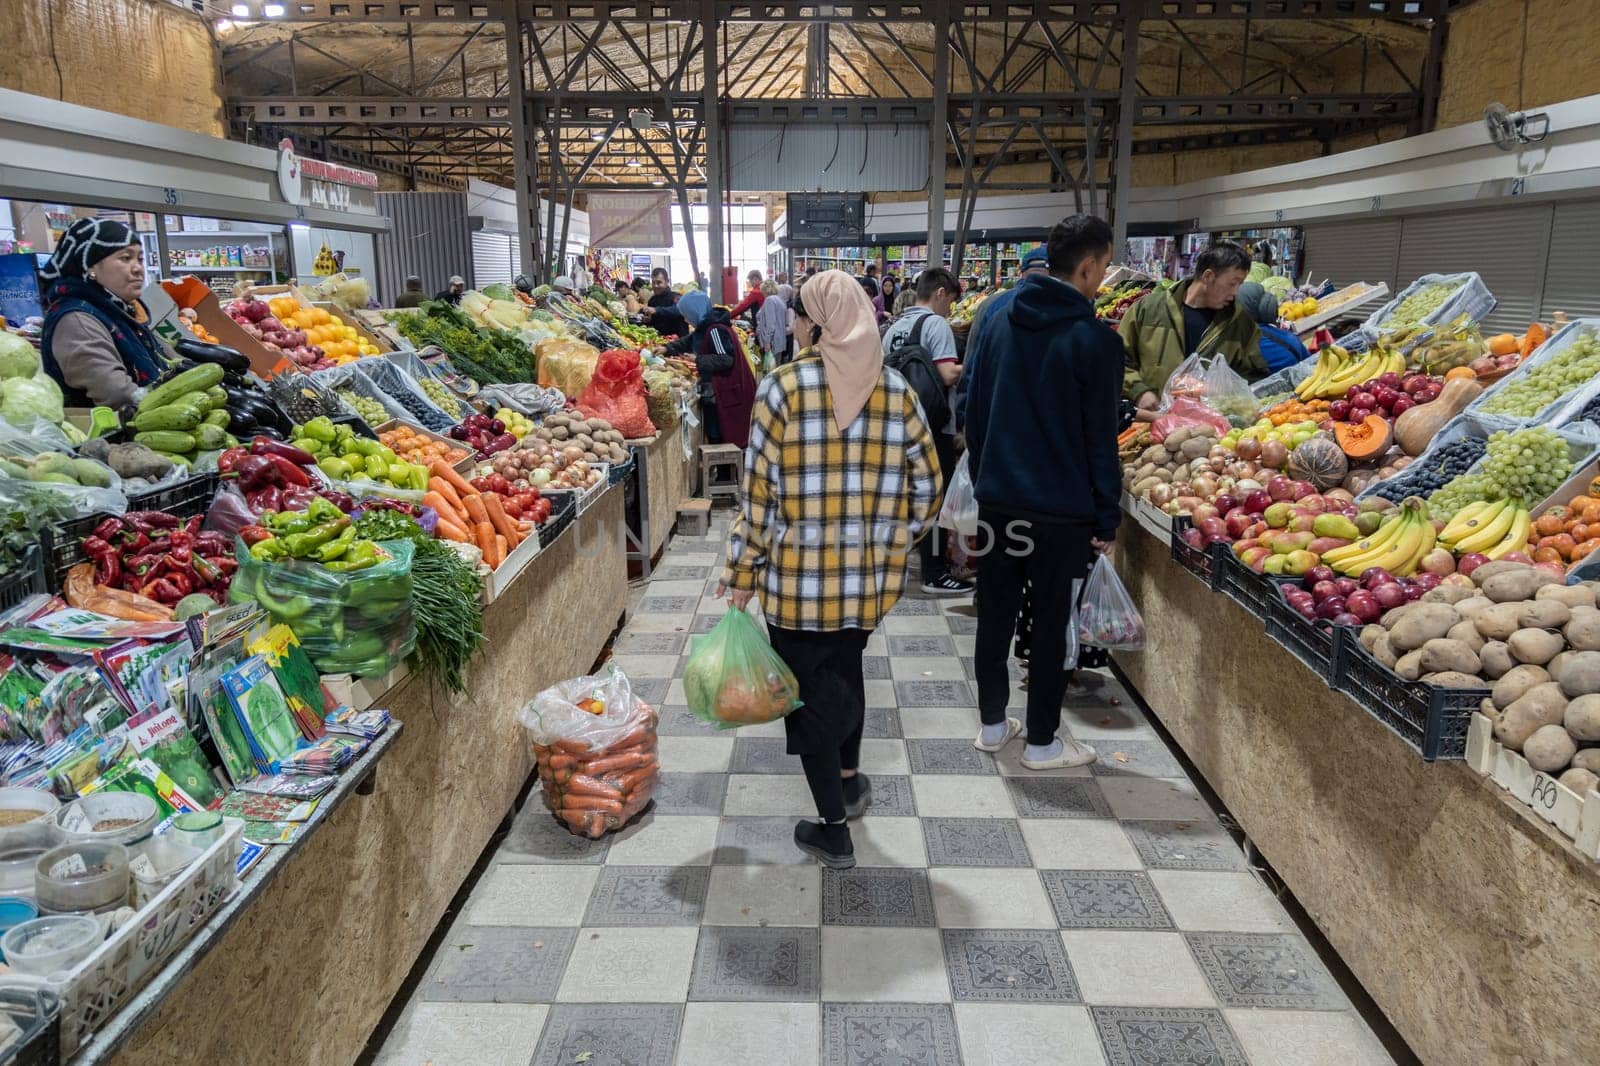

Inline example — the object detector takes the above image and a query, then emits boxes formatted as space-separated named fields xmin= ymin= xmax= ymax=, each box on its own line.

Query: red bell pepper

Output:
xmin=265 ymin=453 xmax=311 ymax=487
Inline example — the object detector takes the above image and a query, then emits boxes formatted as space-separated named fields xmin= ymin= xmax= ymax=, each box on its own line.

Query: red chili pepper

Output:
xmin=279 ymin=486 xmax=317 ymax=512
xmin=215 ymin=555 xmax=240 ymax=574
xmin=140 ymin=577 xmax=183 ymax=605
xmin=264 ymin=454 xmax=311 ymax=488
xmin=126 ymin=511 xmax=180 ymax=531
xmin=194 ymin=531 xmax=229 ymax=556
xmin=217 ymin=447 xmax=250 ymax=475
xmin=82 ymin=536 xmax=122 ymax=588
xmin=167 ymin=530 xmax=194 ymax=551
xmin=192 ymin=554 xmax=222 ymax=587
xmin=92 ymin=517 xmax=124 ymax=541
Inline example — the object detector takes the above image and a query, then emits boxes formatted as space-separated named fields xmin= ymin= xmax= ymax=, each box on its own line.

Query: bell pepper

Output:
xmin=246 ymin=486 xmax=283 ymax=514
xmin=217 ymin=446 xmax=251 ymax=475
xmin=313 ymin=526 xmax=358 ymax=562
xmin=266 ymin=454 xmax=311 ymax=487
xmin=126 ymin=511 xmax=180 ymax=531
xmin=93 ymin=517 xmax=124 ymax=542
xmin=279 ymin=485 xmax=317 ymax=512
xmin=81 ymin=536 xmax=122 ymax=588
xmin=323 ymin=541 xmax=381 ymax=572
xmin=301 ymin=416 xmax=337 ymax=444
xmin=251 ymin=436 xmax=317 ymax=466
xmin=249 ymin=537 xmax=287 ymax=562
xmin=262 ymin=509 xmax=312 ymax=535
xmin=245 ymin=580 xmax=313 ymax=620
xmin=233 ymin=454 xmax=278 ymax=491
xmin=306 ymin=496 xmax=344 ymax=524
xmin=345 ymin=436 xmax=381 ymax=459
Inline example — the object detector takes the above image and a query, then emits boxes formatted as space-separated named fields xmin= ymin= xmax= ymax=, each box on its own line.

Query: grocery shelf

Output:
xmin=171 ymin=265 xmax=275 ymax=273
xmin=166 ymin=230 xmax=285 ymax=239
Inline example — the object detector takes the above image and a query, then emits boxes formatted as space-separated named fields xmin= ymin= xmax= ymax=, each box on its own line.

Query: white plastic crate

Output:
xmin=54 ymin=818 xmax=243 ymax=1055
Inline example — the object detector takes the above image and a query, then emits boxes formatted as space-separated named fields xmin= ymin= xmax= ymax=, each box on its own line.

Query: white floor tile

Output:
xmin=1019 ymin=818 xmax=1143 ymax=870
xmin=724 ymin=773 xmax=818 ymax=816
xmin=900 ymin=707 xmax=983 ymax=739
xmin=891 ymin=657 xmax=968 ymax=681
xmin=857 ymin=738 xmax=910 ymax=776
xmin=883 ymin=615 xmax=955 ymax=635
xmin=929 ymin=867 xmax=1056 ymax=928
xmin=556 ymin=927 xmax=699 ymax=1001
xmin=820 ymin=927 xmax=950 ymax=1001
xmin=625 ymin=614 xmax=696 ymax=633
xmin=1226 ymin=1009 xmax=1398 ymax=1065
xmin=609 ymin=653 xmax=681 ymax=679
xmin=658 ymin=736 xmax=735 ymax=773
xmin=735 ymin=717 xmax=790 ymax=738
xmin=374 ymin=1003 xmax=549 ymax=1066
xmin=851 ymin=816 xmax=929 ymax=868
xmin=912 ymin=775 xmax=1016 ymax=818
xmin=1061 ymin=930 xmax=1216 ymax=1007
xmin=865 ymin=680 xmax=899 ymax=707
xmin=605 ymin=814 xmax=720 ymax=866
xmin=703 ymin=863 xmax=821 ymax=925
xmin=954 ymin=1004 xmax=1106 ymax=1066
xmin=1148 ymin=869 xmax=1296 ymax=933
xmin=1098 ymin=777 xmax=1217 ymax=822
xmin=677 ymin=1003 xmax=820 ymax=1065
xmin=467 ymin=865 xmax=600 ymax=926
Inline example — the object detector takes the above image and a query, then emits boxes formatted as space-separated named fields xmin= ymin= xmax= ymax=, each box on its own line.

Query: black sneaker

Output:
xmin=843 ymin=774 xmax=872 ymax=820
xmin=794 ymin=821 xmax=856 ymax=868
xmin=921 ymin=573 xmax=975 ymax=597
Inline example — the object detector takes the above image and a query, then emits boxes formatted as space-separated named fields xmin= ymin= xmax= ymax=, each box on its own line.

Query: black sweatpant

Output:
xmin=974 ymin=508 xmax=1095 ymax=746
xmin=919 ymin=432 xmax=958 ymax=581
xmin=767 ymin=626 xmax=869 ymax=822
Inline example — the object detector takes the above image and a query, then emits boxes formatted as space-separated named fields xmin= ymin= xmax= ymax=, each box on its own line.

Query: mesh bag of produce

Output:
xmin=643 ymin=369 xmax=680 ymax=430
xmin=683 ymin=608 xmax=802 ymax=728
xmin=1149 ymin=396 xmax=1230 ymax=443
xmin=1075 ymin=555 xmax=1146 ymax=652
xmin=536 ymin=338 xmax=600 ymax=397
xmin=228 ymin=537 xmax=417 ymax=677
xmin=576 ymin=349 xmax=657 ymax=440
xmin=518 ymin=666 xmax=660 ymax=838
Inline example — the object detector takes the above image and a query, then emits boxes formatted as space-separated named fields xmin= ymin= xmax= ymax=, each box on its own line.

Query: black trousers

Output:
xmin=919 ymin=432 xmax=958 ymax=580
xmin=973 ymin=508 xmax=1095 ymax=746
xmin=768 ymin=626 xmax=869 ymax=822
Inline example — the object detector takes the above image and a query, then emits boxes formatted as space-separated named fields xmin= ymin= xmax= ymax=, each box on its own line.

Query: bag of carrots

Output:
xmin=518 ymin=666 xmax=661 ymax=838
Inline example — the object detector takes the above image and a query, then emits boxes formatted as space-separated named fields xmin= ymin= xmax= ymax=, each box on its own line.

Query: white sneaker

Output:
xmin=973 ymin=717 xmax=1022 ymax=752
xmin=1021 ymin=738 xmax=1098 ymax=770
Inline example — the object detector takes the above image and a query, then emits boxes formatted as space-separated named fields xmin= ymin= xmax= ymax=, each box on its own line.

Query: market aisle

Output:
xmin=374 ymin=516 xmax=1397 ymax=1066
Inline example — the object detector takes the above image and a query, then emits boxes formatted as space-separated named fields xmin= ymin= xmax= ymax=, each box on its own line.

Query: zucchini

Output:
xmin=204 ymin=409 xmax=230 ymax=429
xmin=131 ymin=402 xmax=205 ymax=433
xmin=193 ymin=424 xmax=230 ymax=451
xmin=135 ymin=430 xmax=197 ymax=454
xmin=137 ymin=363 xmax=224 ymax=415
xmin=205 ymin=385 xmax=228 ymax=409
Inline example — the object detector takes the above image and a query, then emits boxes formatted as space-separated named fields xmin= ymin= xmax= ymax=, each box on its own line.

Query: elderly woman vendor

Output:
xmin=40 ymin=218 xmax=174 ymax=411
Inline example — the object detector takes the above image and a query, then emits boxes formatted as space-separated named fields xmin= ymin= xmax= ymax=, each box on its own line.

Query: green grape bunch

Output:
xmin=1427 ymin=427 xmax=1574 ymax=519
xmin=1380 ymin=280 xmax=1465 ymax=333
xmin=1480 ymin=331 xmax=1600 ymax=417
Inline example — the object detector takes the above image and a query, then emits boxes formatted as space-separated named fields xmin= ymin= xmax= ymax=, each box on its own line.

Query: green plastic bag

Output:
xmin=683 ymin=607 xmax=802 ymax=728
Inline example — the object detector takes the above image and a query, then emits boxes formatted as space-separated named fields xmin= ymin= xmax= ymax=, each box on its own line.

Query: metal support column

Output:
xmin=1110 ymin=3 xmax=1141 ymax=250
xmin=702 ymin=0 xmax=725 ymax=296
xmin=1416 ymin=16 xmax=1447 ymax=135
xmin=927 ymin=6 xmax=951 ymax=268
xmin=505 ymin=18 xmax=541 ymax=281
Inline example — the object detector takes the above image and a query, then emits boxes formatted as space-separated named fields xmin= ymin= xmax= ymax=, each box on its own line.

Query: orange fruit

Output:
xmin=1445 ymin=366 xmax=1476 ymax=381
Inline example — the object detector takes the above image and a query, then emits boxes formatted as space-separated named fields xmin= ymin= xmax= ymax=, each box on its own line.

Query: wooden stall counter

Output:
xmin=640 ymin=419 xmax=703 ymax=559
xmin=1113 ymin=525 xmax=1600 ymax=1066
xmin=99 ymin=486 xmax=631 ymax=1066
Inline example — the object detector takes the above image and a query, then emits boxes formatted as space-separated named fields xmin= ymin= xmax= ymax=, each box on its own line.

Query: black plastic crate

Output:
xmin=607 ymin=449 xmax=638 ymax=486
xmin=0 ymin=545 xmax=47 ymax=614
xmin=1262 ymin=579 xmax=1340 ymax=681
xmin=126 ymin=470 xmax=221 ymax=515
xmin=1216 ymin=551 xmax=1293 ymax=619
xmin=0 ymin=983 xmax=60 ymax=1066
xmin=47 ymin=472 xmax=218 ymax=592
xmin=1169 ymin=515 xmax=1225 ymax=589
xmin=538 ymin=490 xmax=578 ymax=547
xmin=1330 ymin=624 xmax=1489 ymax=761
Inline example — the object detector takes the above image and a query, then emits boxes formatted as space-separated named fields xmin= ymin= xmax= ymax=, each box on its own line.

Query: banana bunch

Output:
xmin=1438 ymin=498 xmax=1532 ymax=559
xmin=1322 ymin=496 xmax=1437 ymax=576
xmin=1295 ymin=346 xmax=1406 ymax=400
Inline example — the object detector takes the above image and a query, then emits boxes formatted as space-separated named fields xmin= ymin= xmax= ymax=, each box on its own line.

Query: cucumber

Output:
xmin=193 ymin=424 xmax=230 ymax=451
xmin=137 ymin=363 xmax=224 ymax=415
xmin=135 ymin=430 xmax=197 ymax=454
xmin=132 ymin=402 xmax=205 ymax=433
xmin=204 ymin=409 xmax=230 ymax=429
xmin=205 ymin=385 xmax=228 ymax=409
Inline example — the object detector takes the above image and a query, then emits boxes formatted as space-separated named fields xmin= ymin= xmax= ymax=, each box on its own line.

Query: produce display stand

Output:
xmin=1114 ymin=522 xmax=1600 ymax=1066
xmin=77 ymin=484 xmax=629 ymax=1066
xmin=1285 ymin=282 xmax=1390 ymax=336
xmin=640 ymin=421 xmax=704 ymax=559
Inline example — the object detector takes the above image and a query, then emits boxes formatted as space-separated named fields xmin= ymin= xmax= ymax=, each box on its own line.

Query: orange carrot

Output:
xmin=484 ymin=493 xmax=520 ymax=545
xmin=463 ymin=493 xmax=491 ymax=527
xmin=476 ymin=521 xmax=500 ymax=567
xmin=422 ymin=490 xmax=462 ymax=521
xmin=427 ymin=477 xmax=465 ymax=512
xmin=496 ymin=533 xmax=509 ymax=560
xmin=435 ymin=518 xmax=469 ymax=543
xmin=430 ymin=459 xmax=476 ymax=499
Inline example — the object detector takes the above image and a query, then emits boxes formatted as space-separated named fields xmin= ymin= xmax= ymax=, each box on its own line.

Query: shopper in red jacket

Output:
xmin=728 ymin=270 xmax=766 ymax=325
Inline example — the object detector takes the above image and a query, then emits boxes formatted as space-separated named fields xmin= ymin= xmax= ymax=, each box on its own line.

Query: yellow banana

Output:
xmin=1296 ymin=349 xmax=1339 ymax=399
xmin=1484 ymin=507 xmax=1532 ymax=560
xmin=1328 ymin=500 xmax=1434 ymax=575
xmin=1323 ymin=509 xmax=1412 ymax=568
xmin=1451 ymin=499 xmax=1518 ymax=554
xmin=1440 ymin=500 xmax=1494 ymax=542
xmin=1320 ymin=352 xmax=1384 ymax=397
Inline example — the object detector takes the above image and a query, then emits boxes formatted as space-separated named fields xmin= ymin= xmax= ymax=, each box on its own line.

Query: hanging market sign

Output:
xmin=588 ymin=192 xmax=673 ymax=249
xmin=276 ymin=139 xmax=380 ymax=214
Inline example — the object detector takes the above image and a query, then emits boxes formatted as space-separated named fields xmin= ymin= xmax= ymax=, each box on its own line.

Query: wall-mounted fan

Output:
xmin=1485 ymin=102 xmax=1551 ymax=151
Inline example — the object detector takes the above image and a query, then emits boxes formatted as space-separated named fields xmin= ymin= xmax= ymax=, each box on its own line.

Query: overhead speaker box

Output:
xmin=787 ymin=193 xmax=866 ymax=246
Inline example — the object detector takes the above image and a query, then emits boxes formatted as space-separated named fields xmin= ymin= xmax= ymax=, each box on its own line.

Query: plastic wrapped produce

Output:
xmin=519 ymin=667 xmax=660 ymax=838
xmin=1075 ymin=555 xmax=1146 ymax=651
xmin=683 ymin=609 xmax=802 ymax=728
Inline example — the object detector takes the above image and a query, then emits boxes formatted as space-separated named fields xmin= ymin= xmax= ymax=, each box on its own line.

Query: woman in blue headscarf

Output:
xmin=667 ymin=290 xmax=757 ymax=447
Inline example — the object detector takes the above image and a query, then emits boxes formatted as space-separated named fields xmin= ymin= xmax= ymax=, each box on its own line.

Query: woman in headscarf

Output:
xmin=671 ymin=290 xmax=757 ymax=447
xmin=756 ymin=283 xmax=792 ymax=368
xmin=39 ymin=218 xmax=174 ymax=411
xmin=1237 ymin=281 xmax=1309 ymax=371
xmin=718 ymin=270 xmax=942 ymax=868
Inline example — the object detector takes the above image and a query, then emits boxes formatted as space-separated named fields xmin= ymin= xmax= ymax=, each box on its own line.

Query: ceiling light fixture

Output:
xmin=263 ymin=2 xmax=285 ymax=14
xmin=592 ymin=131 xmax=605 ymax=141
xmin=626 ymin=159 xmax=642 ymax=168
xmin=231 ymin=2 xmax=249 ymax=14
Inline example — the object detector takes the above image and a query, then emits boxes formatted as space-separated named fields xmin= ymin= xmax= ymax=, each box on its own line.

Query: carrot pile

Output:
xmin=420 ymin=459 xmax=533 ymax=569
xmin=533 ymin=703 xmax=661 ymax=838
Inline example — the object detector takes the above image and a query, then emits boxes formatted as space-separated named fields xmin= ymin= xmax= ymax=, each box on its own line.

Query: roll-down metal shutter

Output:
xmin=1395 ymin=205 xmax=1553 ymax=335
xmin=472 ymin=231 xmax=513 ymax=290
xmin=1539 ymin=201 xmax=1600 ymax=322
xmin=1301 ymin=219 xmax=1401 ymax=292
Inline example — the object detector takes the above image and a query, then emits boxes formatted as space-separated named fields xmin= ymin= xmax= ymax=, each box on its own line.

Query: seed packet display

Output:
xmin=221 ymin=655 xmax=302 ymax=773
xmin=236 ymin=773 xmax=337 ymax=799
xmin=127 ymin=705 xmax=221 ymax=808
xmin=245 ymin=625 xmax=331 ymax=742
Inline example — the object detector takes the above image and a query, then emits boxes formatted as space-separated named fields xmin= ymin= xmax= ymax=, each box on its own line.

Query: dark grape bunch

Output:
xmin=362 ymin=361 xmax=454 ymax=431
xmin=1576 ymin=393 xmax=1600 ymax=426
xmin=1371 ymin=437 xmax=1487 ymax=501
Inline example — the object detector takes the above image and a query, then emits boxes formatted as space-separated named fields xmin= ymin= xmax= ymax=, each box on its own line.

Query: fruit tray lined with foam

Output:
xmin=383 ymin=349 xmax=476 ymax=420
xmin=312 ymin=365 xmax=413 ymax=430
xmin=1466 ymin=318 xmax=1600 ymax=427
xmin=1358 ymin=272 xmax=1496 ymax=343
xmin=1359 ymin=412 xmax=1514 ymax=503
xmin=1329 ymin=624 xmax=1489 ymax=761
xmin=348 ymin=357 xmax=457 ymax=433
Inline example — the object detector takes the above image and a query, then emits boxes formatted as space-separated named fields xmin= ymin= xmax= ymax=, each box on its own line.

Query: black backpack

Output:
xmin=885 ymin=313 xmax=951 ymax=430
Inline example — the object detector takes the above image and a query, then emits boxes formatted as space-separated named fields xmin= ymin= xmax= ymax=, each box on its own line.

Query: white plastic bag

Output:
xmin=1075 ymin=555 xmax=1146 ymax=651
xmin=517 ymin=665 xmax=649 ymax=753
xmin=937 ymin=451 xmax=979 ymax=536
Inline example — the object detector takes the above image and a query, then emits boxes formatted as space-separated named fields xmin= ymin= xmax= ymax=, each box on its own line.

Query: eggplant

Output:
xmin=174 ymin=339 xmax=251 ymax=372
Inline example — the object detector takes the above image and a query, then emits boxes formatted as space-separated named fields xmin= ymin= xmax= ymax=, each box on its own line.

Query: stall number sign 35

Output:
xmin=163 ymin=188 xmax=179 ymax=206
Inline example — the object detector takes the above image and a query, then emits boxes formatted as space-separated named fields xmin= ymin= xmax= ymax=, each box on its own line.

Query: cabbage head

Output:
xmin=0 ymin=332 xmax=40 ymax=380
xmin=0 ymin=375 xmax=64 ymax=427
xmin=481 ymin=283 xmax=515 ymax=302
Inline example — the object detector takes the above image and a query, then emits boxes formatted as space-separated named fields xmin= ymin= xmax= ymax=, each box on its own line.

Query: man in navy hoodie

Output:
xmin=960 ymin=214 xmax=1123 ymax=770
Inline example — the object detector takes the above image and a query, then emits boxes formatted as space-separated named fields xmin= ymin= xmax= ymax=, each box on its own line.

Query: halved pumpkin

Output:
xmin=1333 ymin=414 xmax=1393 ymax=461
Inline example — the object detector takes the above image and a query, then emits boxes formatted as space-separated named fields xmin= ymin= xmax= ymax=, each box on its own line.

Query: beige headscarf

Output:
xmin=803 ymin=269 xmax=884 ymax=431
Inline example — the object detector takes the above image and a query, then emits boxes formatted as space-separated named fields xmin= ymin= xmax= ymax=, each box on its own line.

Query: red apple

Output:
xmin=1182 ymin=528 xmax=1204 ymax=548
xmin=1291 ymin=481 xmax=1317 ymax=501
xmin=1403 ymin=584 xmax=1426 ymax=601
xmin=1390 ymin=396 xmax=1415 ymax=417
xmin=1224 ymin=511 xmax=1254 ymax=539
xmin=1307 ymin=565 xmax=1336 ymax=585
xmin=1243 ymin=490 xmax=1272 ymax=514
xmin=1266 ymin=476 xmax=1296 ymax=502
xmin=1316 ymin=596 xmax=1348 ymax=620
xmin=1361 ymin=568 xmax=1396 ymax=588
xmin=1311 ymin=580 xmax=1340 ymax=602
xmin=1346 ymin=589 xmax=1381 ymax=623
xmin=1536 ymin=561 xmax=1568 ymax=577
xmin=1352 ymin=391 xmax=1377 ymax=410
xmin=1350 ymin=406 xmax=1374 ymax=423
xmin=1198 ymin=517 xmax=1228 ymax=540
xmin=1454 ymin=552 xmax=1489 ymax=576
xmin=1419 ymin=548 xmax=1456 ymax=576
xmin=1328 ymin=400 xmax=1352 ymax=421
xmin=1332 ymin=612 xmax=1363 ymax=627
xmin=1502 ymin=551 xmax=1532 ymax=565
xmin=1371 ymin=582 xmax=1406 ymax=610
xmin=1213 ymin=494 xmax=1238 ymax=515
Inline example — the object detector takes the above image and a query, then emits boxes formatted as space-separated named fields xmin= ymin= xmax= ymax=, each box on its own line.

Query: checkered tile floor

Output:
xmin=375 ymin=515 xmax=1397 ymax=1066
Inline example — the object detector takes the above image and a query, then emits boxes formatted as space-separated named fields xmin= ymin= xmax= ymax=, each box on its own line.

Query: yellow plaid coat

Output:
xmin=722 ymin=349 xmax=943 ymax=631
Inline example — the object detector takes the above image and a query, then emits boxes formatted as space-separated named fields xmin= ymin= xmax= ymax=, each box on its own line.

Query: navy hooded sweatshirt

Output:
xmin=960 ymin=272 xmax=1123 ymax=540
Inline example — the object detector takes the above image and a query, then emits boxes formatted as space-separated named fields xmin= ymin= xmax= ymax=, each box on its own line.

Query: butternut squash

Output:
xmin=1392 ymin=377 xmax=1483 ymax=457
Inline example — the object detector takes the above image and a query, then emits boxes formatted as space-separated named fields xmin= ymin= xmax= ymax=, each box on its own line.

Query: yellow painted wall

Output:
xmin=1437 ymin=0 xmax=1600 ymax=127
xmin=3 ymin=0 xmax=223 ymax=137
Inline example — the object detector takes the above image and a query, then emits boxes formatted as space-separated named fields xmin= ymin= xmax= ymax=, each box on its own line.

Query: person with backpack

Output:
xmin=881 ymin=267 xmax=968 ymax=595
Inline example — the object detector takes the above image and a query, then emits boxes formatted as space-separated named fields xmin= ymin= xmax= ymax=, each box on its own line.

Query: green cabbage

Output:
xmin=0 ymin=375 xmax=64 ymax=427
xmin=1247 ymin=261 xmax=1273 ymax=284
xmin=481 ymin=283 xmax=515 ymax=302
xmin=0 ymin=332 xmax=40 ymax=380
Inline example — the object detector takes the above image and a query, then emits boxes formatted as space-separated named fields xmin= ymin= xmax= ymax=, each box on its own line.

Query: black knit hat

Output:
xmin=39 ymin=218 xmax=139 ymax=283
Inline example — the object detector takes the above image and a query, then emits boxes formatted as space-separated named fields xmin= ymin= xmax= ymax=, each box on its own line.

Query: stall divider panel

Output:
xmin=1300 ymin=218 xmax=1402 ymax=293
xmin=374 ymin=191 xmax=473 ymax=306
xmin=1539 ymin=200 xmax=1600 ymax=322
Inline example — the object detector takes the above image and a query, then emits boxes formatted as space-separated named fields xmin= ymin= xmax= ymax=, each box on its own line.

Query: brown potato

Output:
xmin=1563 ymin=693 xmax=1600 ymax=742
xmin=1523 ymin=724 xmax=1578 ymax=773
xmin=1371 ymin=632 xmax=1399 ymax=670
xmin=1471 ymin=561 xmax=1544 ymax=587
xmin=1558 ymin=652 xmax=1600 ymax=698
xmin=1418 ymin=638 xmax=1480 ymax=677
xmin=1359 ymin=625 xmax=1384 ymax=652
xmin=1422 ymin=585 xmax=1475 ymax=605
xmin=1564 ymin=612 xmax=1600 ymax=652
xmin=1492 ymin=664 xmax=1552 ymax=711
xmin=1422 ymin=671 xmax=1485 ymax=689
xmin=1474 ymin=603 xmax=1525 ymax=643
xmin=1536 ymin=583 xmax=1597 ymax=609
xmin=1388 ymin=604 xmax=1462 ymax=652
xmin=1394 ymin=650 xmax=1424 ymax=681
xmin=1572 ymin=748 xmax=1600 ymax=774
xmin=1445 ymin=620 xmax=1485 ymax=653
xmin=1479 ymin=641 xmax=1515 ymax=679
xmin=1558 ymin=767 xmax=1600 ymax=796
xmin=1452 ymin=596 xmax=1495 ymax=621
xmin=1494 ymin=682 xmax=1568 ymax=750
xmin=1508 ymin=628 xmax=1565 ymax=666
xmin=1518 ymin=600 xmax=1572 ymax=630
xmin=1481 ymin=569 xmax=1564 ymax=603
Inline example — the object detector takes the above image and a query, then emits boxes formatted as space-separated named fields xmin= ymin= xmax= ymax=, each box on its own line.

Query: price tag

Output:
xmin=49 ymin=853 xmax=88 ymax=879
xmin=128 ymin=853 xmax=158 ymax=879
xmin=59 ymin=806 xmax=90 ymax=834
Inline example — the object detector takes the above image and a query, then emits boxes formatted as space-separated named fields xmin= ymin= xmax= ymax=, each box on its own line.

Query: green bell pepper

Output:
xmin=281 ymin=515 xmax=349 ymax=557
xmin=301 ymin=416 xmax=337 ymax=443
xmin=345 ymin=437 xmax=381 ymax=458
xmin=323 ymin=541 xmax=381 ymax=572
xmin=262 ymin=509 xmax=313 ymax=535
xmin=249 ymin=537 xmax=287 ymax=561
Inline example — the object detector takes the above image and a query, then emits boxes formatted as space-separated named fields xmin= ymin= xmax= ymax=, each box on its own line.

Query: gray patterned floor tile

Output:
xmin=1122 ymin=820 xmax=1247 ymax=871
xmin=888 ymin=635 xmax=958 ymax=657
xmin=729 ymin=736 xmax=801 ymax=775
xmin=822 ymin=867 xmax=936 ymax=926
xmin=1091 ymin=739 xmax=1187 ymax=779
xmin=822 ymin=1003 xmax=961 ymax=1066
xmin=941 ymin=928 xmax=1081 ymax=1003
xmin=862 ymin=656 xmax=893 ymax=680
xmin=712 ymin=816 xmax=812 ymax=865
xmin=629 ymin=677 xmax=670 ymax=706
xmin=1091 ymin=1006 xmax=1249 ymax=1066
xmin=863 ymin=707 xmax=903 ymax=739
xmin=650 ymin=772 xmax=729 ymax=815
xmin=888 ymin=597 xmax=942 ymax=615
xmin=653 ymin=564 xmax=713 ymax=581
xmin=907 ymin=739 xmax=999 ymax=776
xmin=638 ymin=595 xmax=698 ymax=613
xmin=531 ymin=1003 xmax=683 ymax=1066
xmin=895 ymin=680 xmax=976 ymax=707
xmin=1040 ymin=870 xmax=1175 ymax=930
xmin=921 ymin=817 xmax=1032 ymax=867
xmin=584 ymin=865 xmax=711 ymax=926
xmin=420 ymin=925 xmax=577 ymax=1003
xmin=655 ymin=704 xmax=726 ymax=737
xmin=497 ymin=803 xmax=610 ymax=864
xmin=947 ymin=613 xmax=979 ymax=634
xmin=1005 ymin=777 xmax=1113 ymax=819
xmin=1184 ymin=932 xmax=1346 ymax=1010
xmin=690 ymin=613 xmax=723 ymax=633
xmin=856 ymin=774 xmax=917 ymax=816
xmin=687 ymin=925 xmax=820 ymax=1001
xmin=960 ymin=656 xmax=1026 ymax=683
xmin=613 ymin=631 xmax=688 ymax=656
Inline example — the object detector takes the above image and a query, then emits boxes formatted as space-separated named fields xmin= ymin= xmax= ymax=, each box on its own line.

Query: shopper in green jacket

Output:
xmin=1119 ymin=240 xmax=1269 ymax=408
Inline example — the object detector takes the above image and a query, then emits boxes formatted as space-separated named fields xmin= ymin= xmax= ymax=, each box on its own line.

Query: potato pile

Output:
xmin=527 ymin=412 xmax=630 ymax=466
xmin=1122 ymin=426 xmax=1224 ymax=507
xmin=1359 ymin=562 xmax=1600 ymax=793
